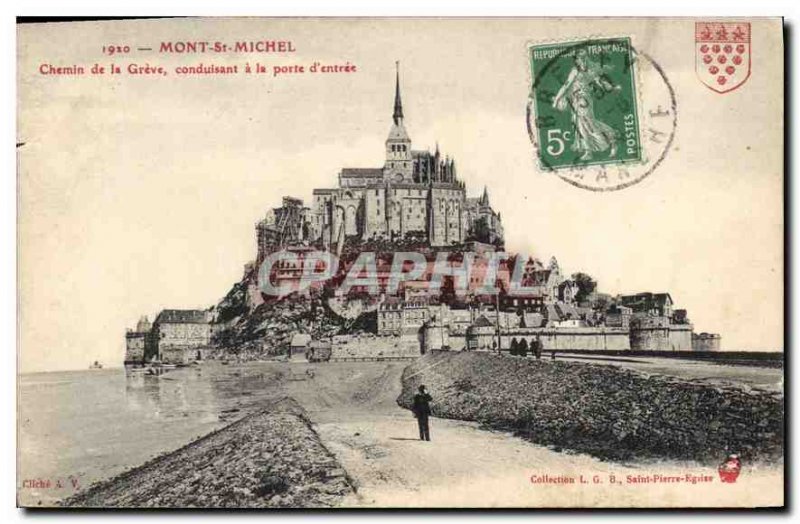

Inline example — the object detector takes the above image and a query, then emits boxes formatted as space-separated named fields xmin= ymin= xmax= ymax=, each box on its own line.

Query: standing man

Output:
xmin=412 ymin=385 xmax=433 ymax=441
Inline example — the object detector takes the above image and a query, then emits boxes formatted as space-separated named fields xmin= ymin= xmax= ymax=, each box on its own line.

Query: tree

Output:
xmin=571 ymin=272 xmax=597 ymax=304
xmin=588 ymin=292 xmax=612 ymax=312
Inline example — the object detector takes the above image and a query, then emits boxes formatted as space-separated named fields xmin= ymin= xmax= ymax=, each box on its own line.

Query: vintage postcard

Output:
xmin=17 ymin=17 xmax=784 ymax=508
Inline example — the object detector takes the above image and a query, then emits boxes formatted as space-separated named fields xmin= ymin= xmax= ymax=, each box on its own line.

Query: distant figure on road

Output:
xmin=533 ymin=336 xmax=543 ymax=360
xmin=412 ymin=385 xmax=433 ymax=441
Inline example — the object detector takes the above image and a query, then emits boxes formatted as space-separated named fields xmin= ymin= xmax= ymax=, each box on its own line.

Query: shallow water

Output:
xmin=17 ymin=363 xmax=284 ymax=506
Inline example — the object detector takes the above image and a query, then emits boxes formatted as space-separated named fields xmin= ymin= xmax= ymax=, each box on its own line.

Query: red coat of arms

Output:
xmin=718 ymin=454 xmax=742 ymax=483
xmin=696 ymin=22 xmax=751 ymax=93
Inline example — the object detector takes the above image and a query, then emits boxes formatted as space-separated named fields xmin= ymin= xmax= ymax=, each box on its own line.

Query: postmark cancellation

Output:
xmin=527 ymin=37 xmax=677 ymax=191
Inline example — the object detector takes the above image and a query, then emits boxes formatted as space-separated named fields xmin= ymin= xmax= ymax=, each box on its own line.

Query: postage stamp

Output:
xmin=527 ymin=37 xmax=677 ymax=191
xmin=695 ymin=22 xmax=751 ymax=94
xmin=529 ymin=37 xmax=641 ymax=170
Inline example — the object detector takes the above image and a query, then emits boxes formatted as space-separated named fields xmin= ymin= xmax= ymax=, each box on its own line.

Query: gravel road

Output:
xmin=284 ymin=360 xmax=783 ymax=508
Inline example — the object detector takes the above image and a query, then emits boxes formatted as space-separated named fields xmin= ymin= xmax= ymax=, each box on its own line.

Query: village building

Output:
xmin=401 ymin=280 xmax=429 ymax=302
xmin=692 ymin=332 xmax=722 ymax=352
xmin=307 ymin=339 xmax=332 ymax=362
xmin=619 ymin=292 xmax=674 ymax=319
xmin=557 ymin=280 xmax=580 ymax=304
xmin=466 ymin=314 xmax=496 ymax=351
xmin=125 ymin=331 xmax=146 ymax=364
xmin=124 ymin=316 xmax=152 ymax=366
xmin=377 ymin=297 xmax=404 ymax=336
xmin=517 ymin=311 xmax=541 ymax=329
xmin=618 ymin=293 xmax=693 ymax=351
xmin=152 ymin=309 xmax=212 ymax=364
xmin=289 ymin=333 xmax=312 ymax=361
xmin=401 ymin=300 xmax=430 ymax=335
xmin=605 ymin=305 xmax=633 ymax=329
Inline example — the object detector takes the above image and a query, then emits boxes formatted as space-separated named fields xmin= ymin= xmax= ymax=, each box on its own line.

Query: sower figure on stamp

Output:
xmin=412 ymin=385 xmax=433 ymax=441
xmin=552 ymin=49 xmax=621 ymax=161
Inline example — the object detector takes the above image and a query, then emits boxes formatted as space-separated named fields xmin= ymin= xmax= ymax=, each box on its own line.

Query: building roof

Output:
xmin=383 ymin=182 xmax=430 ymax=190
xmin=474 ymin=294 xmax=496 ymax=305
xmin=545 ymin=304 xmax=561 ymax=323
xmin=618 ymin=292 xmax=673 ymax=312
xmin=340 ymin=168 xmax=383 ymax=178
xmin=606 ymin=305 xmax=633 ymax=314
xmin=290 ymin=333 xmax=312 ymax=347
xmin=555 ymin=303 xmax=580 ymax=320
xmin=379 ymin=297 xmax=403 ymax=310
xmin=471 ymin=314 xmax=494 ymax=328
xmin=155 ymin=309 xmax=208 ymax=324
xmin=505 ymin=286 xmax=545 ymax=299
xmin=693 ymin=332 xmax=721 ymax=339
xmin=521 ymin=312 xmax=544 ymax=328
xmin=558 ymin=280 xmax=578 ymax=290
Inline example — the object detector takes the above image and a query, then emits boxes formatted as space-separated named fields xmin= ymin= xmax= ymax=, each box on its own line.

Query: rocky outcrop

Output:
xmin=62 ymin=400 xmax=354 ymax=508
xmin=398 ymin=351 xmax=783 ymax=464
xmin=211 ymin=272 xmax=346 ymax=358
xmin=210 ymin=269 xmax=384 ymax=359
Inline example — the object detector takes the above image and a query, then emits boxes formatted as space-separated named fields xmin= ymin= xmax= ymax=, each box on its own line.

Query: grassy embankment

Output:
xmin=398 ymin=351 xmax=783 ymax=464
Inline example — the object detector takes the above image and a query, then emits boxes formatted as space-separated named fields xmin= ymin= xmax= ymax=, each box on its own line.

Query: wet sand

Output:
xmin=21 ymin=357 xmax=785 ymax=508
xmin=18 ymin=362 xmax=288 ymax=506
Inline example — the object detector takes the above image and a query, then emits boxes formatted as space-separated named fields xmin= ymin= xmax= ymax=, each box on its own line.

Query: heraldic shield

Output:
xmin=695 ymin=22 xmax=751 ymax=94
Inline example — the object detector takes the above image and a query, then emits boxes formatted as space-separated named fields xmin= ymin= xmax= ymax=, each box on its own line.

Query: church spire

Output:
xmin=480 ymin=185 xmax=490 ymax=206
xmin=393 ymin=61 xmax=404 ymax=125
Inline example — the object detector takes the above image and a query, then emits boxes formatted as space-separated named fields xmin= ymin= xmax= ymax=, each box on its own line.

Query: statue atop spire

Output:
xmin=393 ymin=61 xmax=404 ymax=125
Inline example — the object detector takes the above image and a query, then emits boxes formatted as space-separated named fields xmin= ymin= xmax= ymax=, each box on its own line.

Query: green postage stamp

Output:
xmin=529 ymin=37 xmax=642 ymax=171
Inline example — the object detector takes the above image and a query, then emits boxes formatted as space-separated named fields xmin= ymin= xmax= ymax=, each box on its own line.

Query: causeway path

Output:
xmin=283 ymin=360 xmax=782 ymax=508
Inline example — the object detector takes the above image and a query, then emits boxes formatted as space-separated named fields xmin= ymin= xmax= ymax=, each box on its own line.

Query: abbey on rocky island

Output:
xmin=255 ymin=64 xmax=504 ymax=263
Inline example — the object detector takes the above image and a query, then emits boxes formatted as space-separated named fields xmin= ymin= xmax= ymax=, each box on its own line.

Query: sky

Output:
xmin=17 ymin=18 xmax=783 ymax=372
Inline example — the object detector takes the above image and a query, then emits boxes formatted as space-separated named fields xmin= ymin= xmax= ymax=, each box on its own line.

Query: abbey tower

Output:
xmin=256 ymin=64 xmax=504 ymax=261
